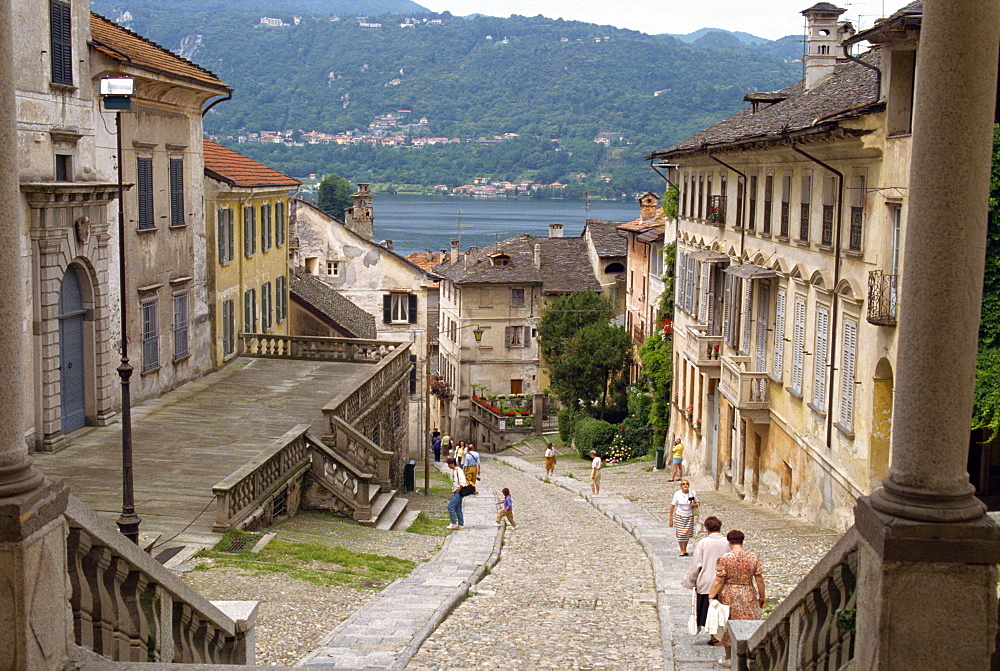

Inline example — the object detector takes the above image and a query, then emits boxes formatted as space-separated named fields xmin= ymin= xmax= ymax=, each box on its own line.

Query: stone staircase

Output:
xmin=367 ymin=487 xmax=418 ymax=531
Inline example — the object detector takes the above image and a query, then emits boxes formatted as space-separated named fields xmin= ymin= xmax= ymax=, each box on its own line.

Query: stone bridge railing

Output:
xmin=239 ymin=333 xmax=402 ymax=363
xmin=323 ymin=341 xmax=411 ymax=426
xmin=212 ymin=425 xmax=312 ymax=532
xmin=734 ymin=527 xmax=858 ymax=670
xmin=65 ymin=496 xmax=256 ymax=665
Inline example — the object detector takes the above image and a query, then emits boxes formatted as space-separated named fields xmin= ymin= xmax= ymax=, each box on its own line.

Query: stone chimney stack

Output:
xmin=425 ymin=249 xmax=434 ymax=262
xmin=801 ymin=3 xmax=849 ymax=91
xmin=450 ymin=239 xmax=460 ymax=264
xmin=548 ymin=223 xmax=564 ymax=238
xmin=639 ymin=192 xmax=660 ymax=221
xmin=534 ymin=243 xmax=542 ymax=268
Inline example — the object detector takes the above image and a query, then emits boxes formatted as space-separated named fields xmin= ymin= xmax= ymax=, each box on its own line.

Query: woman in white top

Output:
xmin=544 ymin=442 xmax=557 ymax=477
xmin=446 ymin=457 xmax=468 ymax=529
xmin=669 ymin=480 xmax=699 ymax=556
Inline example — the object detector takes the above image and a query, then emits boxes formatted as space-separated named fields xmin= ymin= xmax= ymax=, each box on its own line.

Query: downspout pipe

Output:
xmin=707 ymin=150 xmax=747 ymax=256
xmin=202 ymin=90 xmax=233 ymax=117
xmin=789 ymin=140 xmax=844 ymax=450
xmin=841 ymin=36 xmax=882 ymax=101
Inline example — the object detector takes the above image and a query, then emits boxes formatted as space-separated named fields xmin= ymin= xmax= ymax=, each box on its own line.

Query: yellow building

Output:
xmin=203 ymin=139 xmax=299 ymax=367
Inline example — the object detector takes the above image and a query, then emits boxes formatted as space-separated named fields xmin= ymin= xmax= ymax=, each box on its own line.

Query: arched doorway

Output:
xmin=869 ymin=358 xmax=894 ymax=491
xmin=59 ymin=266 xmax=87 ymax=434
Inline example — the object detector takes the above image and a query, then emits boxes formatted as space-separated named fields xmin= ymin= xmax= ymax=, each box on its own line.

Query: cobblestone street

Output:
xmin=408 ymin=460 xmax=663 ymax=670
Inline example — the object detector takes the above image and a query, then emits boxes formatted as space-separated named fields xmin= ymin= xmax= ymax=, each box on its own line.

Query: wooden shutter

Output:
xmin=676 ymin=252 xmax=686 ymax=311
xmin=839 ymin=318 xmax=858 ymax=431
xmin=49 ymin=0 xmax=72 ymax=85
xmin=706 ymin=264 xmax=717 ymax=334
xmin=722 ymin=273 xmax=733 ymax=345
xmin=244 ymin=291 xmax=251 ymax=333
xmin=226 ymin=210 xmax=234 ymax=262
xmin=523 ymin=326 xmax=531 ymax=347
xmin=755 ymin=282 xmax=769 ymax=372
xmin=408 ymin=293 xmax=418 ymax=323
xmin=813 ymin=306 xmax=830 ymax=406
xmin=169 ymin=158 xmax=184 ymax=226
xmin=792 ymin=297 xmax=806 ymax=393
xmin=137 ymin=158 xmax=154 ymax=229
xmin=741 ymin=279 xmax=753 ymax=354
xmin=276 ymin=201 xmax=285 ymax=246
xmin=773 ymin=289 xmax=786 ymax=380
xmin=244 ymin=206 xmax=253 ymax=257
xmin=698 ymin=262 xmax=710 ymax=323
xmin=383 ymin=294 xmax=392 ymax=323
xmin=686 ymin=256 xmax=696 ymax=314
xmin=217 ymin=210 xmax=227 ymax=263
xmin=505 ymin=326 xmax=513 ymax=348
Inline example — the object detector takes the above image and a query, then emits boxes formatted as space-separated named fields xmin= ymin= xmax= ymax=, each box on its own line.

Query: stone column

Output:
xmin=854 ymin=1 xmax=1000 ymax=668
xmin=0 ymin=1 xmax=72 ymax=668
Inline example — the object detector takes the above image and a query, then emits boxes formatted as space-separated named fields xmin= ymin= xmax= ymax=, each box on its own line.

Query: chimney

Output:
xmin=450 ymin=239 xmax=460 ymax=264
xmin=467 ymin=246 xmax=478 ymax=265
xmin=533 ymin=243 xmax=541 ymax=268
xmin=639 ymin=192 xmax=659 ymax=221
xmin=801 ymin=3 xmax=848 ymax=91
xmin=382 ymin=239 xmax=394 ymax=251
xmin=548 ymin=222 xmax=564 ymax=238
xmin=425 ymin=249 xmax=434 ymax=262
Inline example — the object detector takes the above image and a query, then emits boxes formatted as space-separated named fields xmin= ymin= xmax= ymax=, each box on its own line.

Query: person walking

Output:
xmin=455 ymin=441 xmax=467 ymax=468
xmin=589 ymin=450 xmax=602 ymax=494
xmin=464 ymin=443 xmax=481 ymax=493
xmin=708 ymin=529 xmax=766 ymax=664
xmin=441 ymin=433 xmax=452 ymax=460
xmin=445 ymin=457 xmax=468 ymax=530
xmin=494 ymin=487 xmax=516 ymax=528
xmin=544 ymin=442 xmax=557 ymax=477
xmin=680 ymin=516 xmax=730 ymax=645
xmin=670 ymin=438 xmax=684 ymax=481
xmin=669 ymin=479 xmax=699 ymax=556
xmin=432 ymin=435 xmax=442 ymax=462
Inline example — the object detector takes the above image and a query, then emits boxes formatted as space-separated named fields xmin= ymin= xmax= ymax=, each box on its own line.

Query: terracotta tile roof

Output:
xmin=405 ymin=251 xmax=450 ymax=273
xmin=583 ymin=220 xmax=627 ymax=257
xmin=90 ymin=13 xmax=228 ymax=90
xmin=617 ymin=207 xmax=665 ymax=233
xmin=203 ymin=139 xmax=300 ymax=188
xmin=650 ymin=50 xmax=882 ymax=158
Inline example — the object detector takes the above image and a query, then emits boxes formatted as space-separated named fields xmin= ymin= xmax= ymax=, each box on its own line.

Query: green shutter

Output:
xmin=383 ymin=294 xmax=392 ymax=323
xmin=49 ymin=1 xmax=72 ymax=85
xmin=408 ymin=293 xmax=417 ymax=323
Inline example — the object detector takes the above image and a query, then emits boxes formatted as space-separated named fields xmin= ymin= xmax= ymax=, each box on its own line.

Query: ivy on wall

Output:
xmin=973 ymin=124 xmax=1000 ymax=438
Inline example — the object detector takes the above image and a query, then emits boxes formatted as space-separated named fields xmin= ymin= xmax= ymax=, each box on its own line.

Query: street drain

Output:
xmin=218 ymin=533 xmax=262 ymax=553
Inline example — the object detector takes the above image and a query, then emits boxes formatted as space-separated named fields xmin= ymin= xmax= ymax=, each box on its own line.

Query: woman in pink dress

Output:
xmin=707 ymin=529 xmax=766 ymax=661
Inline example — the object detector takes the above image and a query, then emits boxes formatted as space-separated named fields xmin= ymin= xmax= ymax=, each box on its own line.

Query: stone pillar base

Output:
xmin=853 ymin=496 xmax=1000 ymax=670
xmin=0 ymin=478 xmax=71 ymax=670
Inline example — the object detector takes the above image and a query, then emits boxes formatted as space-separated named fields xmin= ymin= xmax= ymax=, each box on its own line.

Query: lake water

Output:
xmin=370 ymin=194 xmax=642 ymax=256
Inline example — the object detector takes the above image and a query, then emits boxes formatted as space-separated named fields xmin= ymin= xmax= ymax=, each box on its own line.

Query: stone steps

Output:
xmin=374 ymin=496 xmax=410 ymax=530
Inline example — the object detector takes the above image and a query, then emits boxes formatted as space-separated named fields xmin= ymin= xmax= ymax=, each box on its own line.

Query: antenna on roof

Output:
xmin=585 ymin=191 xmax=591 ymax=222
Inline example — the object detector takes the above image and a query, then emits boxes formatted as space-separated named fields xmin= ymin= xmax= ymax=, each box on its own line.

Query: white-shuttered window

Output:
xmin=755 ymin=282 xmax=770 ymax=372
xmin=740 ymin=279 xmax=753 ymax=354
xmin=722 ymin=273 xmax=733 ymax=345
xmin=813 ymin=305 xmax=830 ymax=407
xmin=839 ymin=318 xmax=858 ymax=432
xmin=791 ymin=297 xmax=806 ymax=394
xmin=699 ymin=262 xmax=710 ymax=324
xmin=686 ymin=256 xmax=696 ymax=315
xmin=676 ymin=252 xmax=687 ymax=313
xmin=773 ymin=290 xmax=786 ymax=380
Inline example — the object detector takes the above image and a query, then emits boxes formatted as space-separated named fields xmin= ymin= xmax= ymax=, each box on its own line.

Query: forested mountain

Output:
xmin=90 ymin=1 xmax=805 ymax=195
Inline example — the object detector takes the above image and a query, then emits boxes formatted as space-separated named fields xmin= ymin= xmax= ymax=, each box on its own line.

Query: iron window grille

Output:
xmin=780 ymin=201 xmax=790 ymax=238
xmin=821 ymin=206 xmax=835 ymax=246
xmin=867 ymin=270 xmax=899 ymax=326
xmin=707 ymin=195 xmax=726 ymax=224
xmin=799 ymin=203 xmax=811 ymax=242
xmin=849 ymin=207 xmax=864 ymax=251
xmin=172 ymin=292 xmax=189 ymax=360
xmin=141 ymin=300 xmax=160 ymax=373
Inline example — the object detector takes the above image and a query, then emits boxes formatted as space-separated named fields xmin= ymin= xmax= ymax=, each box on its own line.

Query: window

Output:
xmin=763 ymin=175 xmax=773 ymax=235
xmin=510 ymin=379 xmax=523 ymax=394
xmin=748 ymin=175 xmax=757 ymax=231
xmin=261 ymin=203 xmax=272 ymax=251
xmin=261 ymin=282 xmax=273 ymax=332
xmin=49 ymin=0 xmax=72 ymax=86
xmin=799 ymin=175 xmax=812 ymax=242
xmin=172 ymin=292 xmax=189 ymax=361
xmin=137 ymin=157 xmax=154 ymax=230
xmin=371 ymin=424 xmax=380 ymax=446
xmin=511 ymin=288 xmax=525 ymax=307
xmin=393 ymin=402 xmax=402 ymax=428
xmin=780 ymin=175 xmax=791 ymax=238
xmin=275 ymin=274 xmax=287 ymax=323
xmin=740 ymin=279 xmax=753 ymax=355
xmin=326 ymin=260 xmax=341 ymax=277
xmin=722 ymin=273 xmax=733 ymax=345
xmin=505 ymin=325 xmax=531 ymax=348
xmin=384 ymin=293 xmax=417 ymax=324
xmin=244 ymin=205 xmax=256 ymax=257
xmin=55 ymin=154 xmax=71 ymax=181
xmin=217 ymin=208 xmax=234 ymax=265
xmin=222 ymin=299 xmax=235 ymax=357
xmin=813 ymin=305 xmax=830 ymax=409
xmin=275 ymin=201 xmax=285 ymax=247
xmin=244 ymin=288 xmax=257 ymax=333
xmin=409 ymin=354 xmax=417 ymax=394
xmin=773 ymin=290 xmax=786 ymax=381
xmin=754 ymin=282 xmax=769 ymax=372
xmin=169 ymin=158 xmax=185 ymax=226
xmin=839 ymin=318 xmax=858 ymax=432
xmin=791 ymin=297 xmax=806 ymax=394
xmin=888 ymin=49 xmax=917 ymax=135
xmin=141 ymin=300 xmax=159 ymax=373
xmin=849 ymin=175 xmax=865 ymax=251
xmin=650 ymin=244 xmax=664 ymax=277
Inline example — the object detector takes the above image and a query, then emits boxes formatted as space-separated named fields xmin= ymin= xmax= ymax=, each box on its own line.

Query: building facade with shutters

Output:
xmin=90 ymin=13 xmax=231 ymax=407
xmin=650 ymin=3 xmax=916 ymax=529
xmin=203 ymin=139 xmax=298 ymax=367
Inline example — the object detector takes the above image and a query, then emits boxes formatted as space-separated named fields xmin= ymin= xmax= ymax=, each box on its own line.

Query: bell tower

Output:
xmin=345 ymin=183 xmax=374 ymax=240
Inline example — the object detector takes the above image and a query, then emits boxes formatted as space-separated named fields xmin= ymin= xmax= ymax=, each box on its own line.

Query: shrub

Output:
xmin=606 ymin=415 xmax=654 ymax=463
xmin=558 ymin=407 xmax=578 ymax=444
xmin=574 ymin=417 xmax=617 ymax=459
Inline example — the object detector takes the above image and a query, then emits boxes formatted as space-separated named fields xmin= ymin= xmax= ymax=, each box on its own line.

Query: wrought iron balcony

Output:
xmin=867 ymin=270 xmax=898 ymax=326
xmin=707 ymin=195 xmax=727 ymax=225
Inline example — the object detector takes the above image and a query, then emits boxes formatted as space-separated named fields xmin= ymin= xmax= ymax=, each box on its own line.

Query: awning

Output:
xmin=724 ymin=264 xmax=778 ymax=280
xmin=636 ymin=229 xmax=664 ymax=243
xmin=693 ymin=251 xmax=730 ymax=263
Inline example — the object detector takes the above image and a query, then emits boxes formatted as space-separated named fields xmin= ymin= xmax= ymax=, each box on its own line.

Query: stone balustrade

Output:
xmin=734 ymin=528 xmax=858 ymax=670
xmin=239 ymin=333 xmax=402 ymax=363
xmin=684 ymin=325 xmax=723 ymax=370
xmin=64 ymin=496 xmax=257 ymax=665
xmin=212 ymin=425 xmax=311 ymax=532
xmin=720 ymin=355 xmax=771 ymax=414
xmin=323 ymin=341 xmax=412 ymax=427
xmin=322 ymin=414 xmax=393 ymax=491
xmin=304 ymin=430 xmax=379 ymax=524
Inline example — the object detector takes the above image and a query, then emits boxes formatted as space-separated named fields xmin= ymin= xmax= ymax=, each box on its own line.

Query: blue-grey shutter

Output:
xmin=226 ymin=209 xmax=234 ymax=262
xmin=276 ymin=202 xmax=285 ymax=246
xmin=383 ymin=294 xmax=392 ymax=323
xmin=169 ymin=158 xmax=184 ymax=226
xmin=50 ymin=1 xmax=72 ymax=86
xmin=408 ymin=293 xmax=418 ymax=323
xmin=137 ymin=158 xmax=154 ymax=229
xmin=217 ymin=210 xmax=226 ymax=263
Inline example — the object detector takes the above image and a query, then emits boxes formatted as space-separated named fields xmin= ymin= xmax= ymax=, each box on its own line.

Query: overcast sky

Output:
xmin=418 ymin=0 xmax=892 ymax=40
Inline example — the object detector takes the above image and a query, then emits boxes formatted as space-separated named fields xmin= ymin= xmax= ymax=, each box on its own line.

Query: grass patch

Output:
xmin=406 ymin=511 xmax=450 ymax=535
xmin=196 ymin=530 xmax=414 ymax=589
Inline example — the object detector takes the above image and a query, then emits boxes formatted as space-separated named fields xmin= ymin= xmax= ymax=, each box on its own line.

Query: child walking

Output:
xmin=495 ymin=487 xmax=517 ymax=528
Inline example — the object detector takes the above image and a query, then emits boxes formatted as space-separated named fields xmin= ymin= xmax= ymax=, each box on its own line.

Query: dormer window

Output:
xmin=489 ymin=253 xmax=510 ymax=267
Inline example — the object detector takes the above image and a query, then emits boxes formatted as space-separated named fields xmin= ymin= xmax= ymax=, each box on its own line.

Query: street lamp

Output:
xmin=101 ymin=75 xmax=141 ymax=544
xmin=473 ymin=326 xmax=484 ymax=343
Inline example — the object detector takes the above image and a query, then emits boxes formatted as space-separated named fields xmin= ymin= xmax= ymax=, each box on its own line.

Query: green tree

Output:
xmin=537 ymin=290 xmax=614 ymax=363
xmin=317 ymin=173 xmax=353 ymax=220
xmin=973 ymin=124 xmax=1000 ymax=437
xmin=637 ymin=242 xmax=676 ymax=442
xmin=548 ymin=322 xmax=632 ymax=416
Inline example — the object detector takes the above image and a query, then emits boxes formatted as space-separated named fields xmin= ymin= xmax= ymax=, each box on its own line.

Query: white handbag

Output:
xmin=687 ymin=589 xmax=701 ymax=635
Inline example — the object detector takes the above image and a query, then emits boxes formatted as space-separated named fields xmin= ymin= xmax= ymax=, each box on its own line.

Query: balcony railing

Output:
xmin=719 ymin=355 xmax=770 ymax=412
xmin=684 ymin=325 xmax=723 ymax=369
xmin=736 ymin=528 xmax=858 ymax=670
xmin=821 ymin=205 xmax=834 ymax=246
xmin=708 ymin=195 xmax=727 ymax=225
xmin=849 ymin=207 xmax=864 ymax=251
xmin=799 ymin=203 xmax=811 ymax=242
xmin=867 ymin=270 xmax=899 ymax=326
xmin=470 ymin=396 xmax=534 ymax=430
xmin=239 ymin=333 xmax=402 ymax=363
xmin=779 ymin=201 xmax=790 ymax=238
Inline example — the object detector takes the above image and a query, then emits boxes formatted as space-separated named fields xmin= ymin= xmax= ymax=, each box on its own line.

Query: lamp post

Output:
xmin=100 ymin=76 xmax=141 ymax=544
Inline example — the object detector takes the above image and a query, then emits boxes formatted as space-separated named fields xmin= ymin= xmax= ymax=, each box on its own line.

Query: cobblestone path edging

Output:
xmin=298 ymin=468 xmax=504 ymax=670
xmin=495 ymin=455 xmax=721 ymax=671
